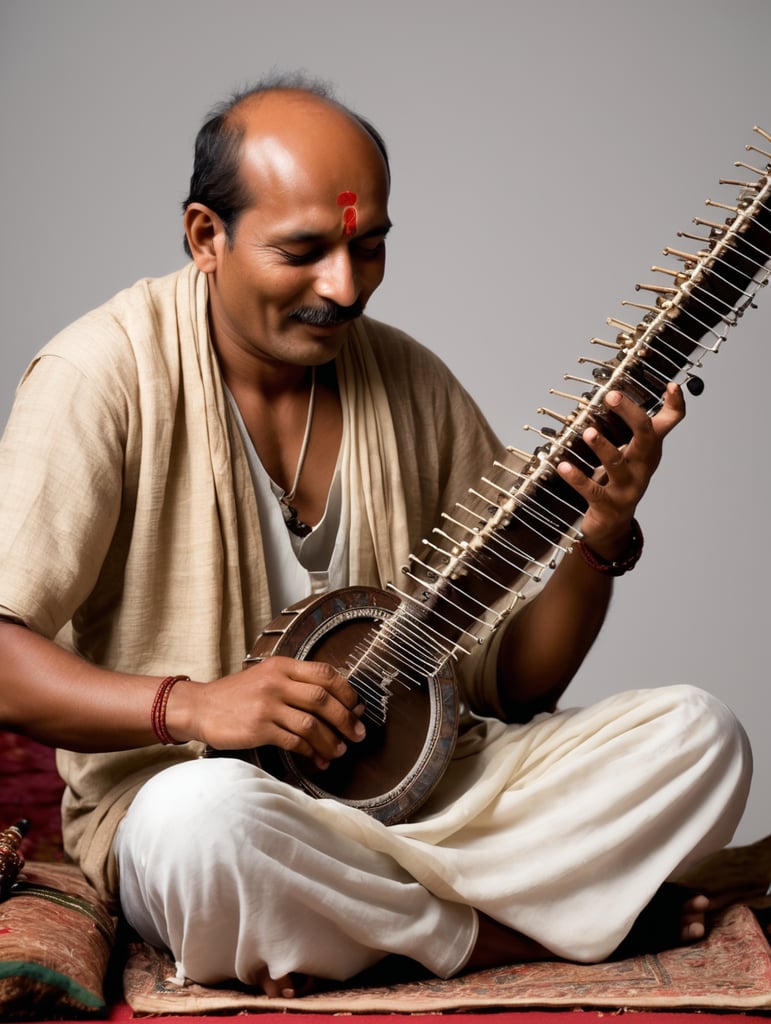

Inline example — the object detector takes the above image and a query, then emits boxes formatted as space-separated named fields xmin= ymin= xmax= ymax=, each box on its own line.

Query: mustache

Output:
xmin=289 ymin=299 xmax=364 ymax=327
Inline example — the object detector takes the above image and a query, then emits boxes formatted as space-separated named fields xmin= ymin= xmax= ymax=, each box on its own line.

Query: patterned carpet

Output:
xmin=123 ymin=904 xmax=771 ymax=1014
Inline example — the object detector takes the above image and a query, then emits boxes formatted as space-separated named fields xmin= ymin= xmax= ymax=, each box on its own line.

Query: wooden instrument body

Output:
xmin=233 ymin=587 xmax=459 ymax=824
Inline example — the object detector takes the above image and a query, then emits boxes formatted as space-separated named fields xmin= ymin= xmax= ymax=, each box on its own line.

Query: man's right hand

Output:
xmin=172 ymin=657 xmax=366 ymax=770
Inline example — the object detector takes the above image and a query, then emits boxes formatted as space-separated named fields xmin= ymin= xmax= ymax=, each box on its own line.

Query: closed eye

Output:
xmin=351 ymin=238 xmax=386 ymax=259
xmin=276 ymin=246 xmax=325 ymax=266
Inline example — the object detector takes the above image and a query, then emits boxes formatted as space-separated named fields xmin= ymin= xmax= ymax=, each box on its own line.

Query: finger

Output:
xmin=651 ymin=381 xmax=686 ymax=440
xmin=272 ymin=705 xmax=350 ymax=768
xmin=289 ymin=658 xmax=362 ymax=711
xmin=556 ymin=456 xmax=601 ymax=501
xmin=601 ymin=390 xmax=658 ymax=452
xmin=581 ymin=424 xmax=632 ymax=481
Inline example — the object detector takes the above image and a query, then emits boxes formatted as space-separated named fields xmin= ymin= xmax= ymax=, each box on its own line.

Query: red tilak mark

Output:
xmin=343 ymin=206 xmax=357 ymax=236
xmin=336 ymin=191 xmax=357 ymax=207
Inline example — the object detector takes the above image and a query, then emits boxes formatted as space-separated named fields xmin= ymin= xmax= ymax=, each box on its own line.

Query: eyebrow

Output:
xmin=280 ymin=221 xmax=393 ymax=245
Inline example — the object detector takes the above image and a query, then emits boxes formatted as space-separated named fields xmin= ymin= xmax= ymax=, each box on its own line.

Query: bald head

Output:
xmin=182 ymin=78 xmax=390 ymax=256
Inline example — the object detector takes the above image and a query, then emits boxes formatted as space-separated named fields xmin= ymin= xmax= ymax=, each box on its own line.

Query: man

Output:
xmin=0 ymin=76 xmax=751 ymax=997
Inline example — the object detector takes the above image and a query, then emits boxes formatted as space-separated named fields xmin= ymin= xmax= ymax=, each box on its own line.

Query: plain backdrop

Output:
xmin=1 ymin=0 xmax=768 ymax=846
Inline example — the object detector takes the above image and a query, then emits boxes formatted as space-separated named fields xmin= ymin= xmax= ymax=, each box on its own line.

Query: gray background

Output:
xmin=1 ymin=0 xmax=768 ymax=846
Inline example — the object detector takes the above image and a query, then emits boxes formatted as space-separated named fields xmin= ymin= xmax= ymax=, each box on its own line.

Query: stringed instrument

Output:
xmin=214 ymin=127 xmax=771 ymax=826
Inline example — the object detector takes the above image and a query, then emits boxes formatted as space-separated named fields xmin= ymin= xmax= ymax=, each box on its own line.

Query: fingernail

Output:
xmin=335 ymin=742 xmax=347 ymax=756
xmin=281 ymin=988 xmax=296 ymax=998
xmin=354 ymin=722 xmax=366 ymax=739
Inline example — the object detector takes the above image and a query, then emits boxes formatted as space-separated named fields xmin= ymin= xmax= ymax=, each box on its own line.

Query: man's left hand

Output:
xmin=556 ymin=382 xmax=686 ymax=560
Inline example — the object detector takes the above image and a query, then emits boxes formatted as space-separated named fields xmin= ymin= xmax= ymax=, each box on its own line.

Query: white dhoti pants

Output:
xmin=115 ymin=684 xmax=751 ymax=986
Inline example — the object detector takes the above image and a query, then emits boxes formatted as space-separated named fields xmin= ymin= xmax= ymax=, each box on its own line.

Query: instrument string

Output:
xmin=440 ymin=512 xmax=548 ymax=580
xmin=350 ymin=661 xmax=424 ymax=715
xmin=362 ymin=627 xmax=444 ymax=684
xmin=482 ymin=488 xmax=574 ymax=547
xmin=491 ymin=467 xmax=588 ymax=521
xmin=454 ymin=502 xmax=560 ymax=568
xmin=477 ymin=527 xmax=554 ymax=580
xmin=432 ymin=525 xmax=542 ymax=595
xmin=363 ymin=610 xmax=458 ymax=680
xmin=405 ymin=560 xmax=512 ymax=628
xmin=344 ymin=654 xmax=410 ymax=724
xmin=350 ymin=625 xmax=437 ymax=680
xmin=383 ymin=597 xmax=460 ymax=654
xmin=393 ymin=558 xmax=494 ymax=642
xmin=749 ymin=196 xmax=771 ymax=227
xmin=401 ymin=568 xmax=502 ymax=631
xmin=683 ymin=259 xmax=765 ymax=311
xmin=710 ymin=235 xmax=771 ymax=275
xmin=630 ymin=258 xmax=767 ymax=370
xmin=419 ymin=533 xmax=541 ymax=596
xmin=404 ymin=581 xmax=508 ymax=642
xmin=386 ymin=586 xmax=473 ymax=659
xmin=734 ymin=222 xmax=771 ymax=260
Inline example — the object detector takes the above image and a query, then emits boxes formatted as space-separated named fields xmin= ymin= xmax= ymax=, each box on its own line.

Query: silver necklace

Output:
xmin=280 ymin=367 xmax=316 ymax=537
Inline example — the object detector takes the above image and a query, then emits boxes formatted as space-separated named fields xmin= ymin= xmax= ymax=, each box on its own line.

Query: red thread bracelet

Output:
xmin=151 ymin=675 xmax=190 ymax=745
xmin=577 ymin=519 xmax=644 ymax=577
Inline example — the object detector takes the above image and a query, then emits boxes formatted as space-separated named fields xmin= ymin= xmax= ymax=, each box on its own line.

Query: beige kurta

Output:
xmin=0 ymin=264 xmax=507 ymax=903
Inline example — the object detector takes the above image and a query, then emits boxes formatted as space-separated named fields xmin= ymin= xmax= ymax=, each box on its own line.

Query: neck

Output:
xmin=216 ymin=342 xmax=311 ymax=402
xmin=206 ymin=311 xmax=316 ymax=402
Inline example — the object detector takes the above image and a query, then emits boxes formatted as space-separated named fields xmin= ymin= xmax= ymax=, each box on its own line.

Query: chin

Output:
xmin=293 ymin=322 xmax=354 ymax=359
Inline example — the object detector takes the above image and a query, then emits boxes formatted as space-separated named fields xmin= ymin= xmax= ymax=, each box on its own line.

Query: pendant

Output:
xmin=281 ymin=500 xmax=312 ymax=538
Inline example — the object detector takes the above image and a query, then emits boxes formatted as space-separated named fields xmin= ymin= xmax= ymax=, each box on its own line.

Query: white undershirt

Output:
xmin=225 ymin=387 xmax=350 ymax=617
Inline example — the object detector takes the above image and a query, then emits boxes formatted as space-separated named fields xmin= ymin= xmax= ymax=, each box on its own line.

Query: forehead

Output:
xmin=234 ymin=93 xmax=389 ymax=222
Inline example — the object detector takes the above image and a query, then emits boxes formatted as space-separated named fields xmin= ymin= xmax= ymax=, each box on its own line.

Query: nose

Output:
xmin=314 ymin=247 xmax=359 ymax=308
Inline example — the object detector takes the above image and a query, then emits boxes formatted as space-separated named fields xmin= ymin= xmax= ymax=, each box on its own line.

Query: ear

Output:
xmin=184 ymin=203 xmax=225 ymax=273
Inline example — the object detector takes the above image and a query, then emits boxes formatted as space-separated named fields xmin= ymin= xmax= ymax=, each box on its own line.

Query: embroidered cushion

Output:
xmin=0 ymin=861 xmax=116 ymax=1018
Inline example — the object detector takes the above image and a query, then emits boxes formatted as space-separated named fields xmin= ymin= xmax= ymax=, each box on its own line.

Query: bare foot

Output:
xmin=253 ymin=966 xmax=314 ymax=999
xmin=615 ymin=883 xmax=711 ymax=957
xmin=466 ymin=884 xmax=710 ymax=973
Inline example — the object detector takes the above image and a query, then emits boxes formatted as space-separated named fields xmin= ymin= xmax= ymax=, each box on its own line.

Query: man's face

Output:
xmin=199 ymin=95 xmax=391 ymax=372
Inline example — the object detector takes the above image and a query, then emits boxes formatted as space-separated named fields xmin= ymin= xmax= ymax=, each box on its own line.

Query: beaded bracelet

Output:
xmin=151 ymin=675 xmax=190 ymax=745
xmin=577 ymin=518 xmax=644 ymax=577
